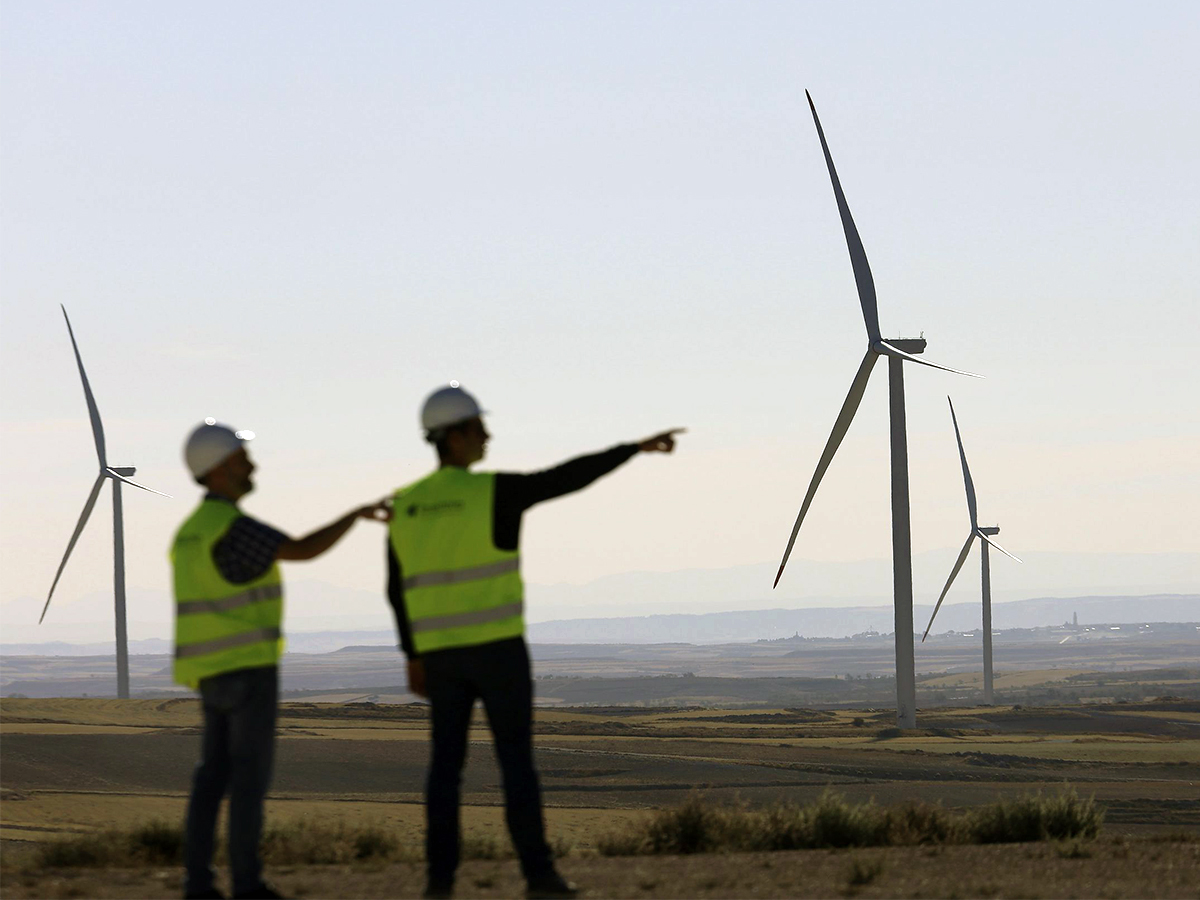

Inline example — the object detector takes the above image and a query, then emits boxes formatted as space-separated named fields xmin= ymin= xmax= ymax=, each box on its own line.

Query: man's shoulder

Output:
xmin=177 ymin=497 xmax=241 ymax=533
xmin=396 ymin=468 xmax=503 ymax=492
xmin=394 ymin=475 xmax=430 ymax=502
xmin=225 ymin=515 xmax=283 ymax=540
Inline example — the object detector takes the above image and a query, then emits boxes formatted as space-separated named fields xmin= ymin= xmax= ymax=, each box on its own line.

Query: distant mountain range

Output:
xmin=522 ymin=552 xmax=1199 ymax=621
xmin=2 ymin=594 xmax=1194 ymax=655
xmin=525 ymin=593 xmax=1199 ymax=644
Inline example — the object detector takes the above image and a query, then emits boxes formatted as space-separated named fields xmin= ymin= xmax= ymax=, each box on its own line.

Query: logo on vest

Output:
xmin=406 ymin=500 xmax=465 ymax=518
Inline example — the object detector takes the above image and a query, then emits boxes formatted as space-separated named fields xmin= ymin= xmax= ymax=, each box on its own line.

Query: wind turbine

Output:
xmin=774 ymin=91 xmax=980 ymax=729
xmin=41 ymin=306 xmax=169 ymax=699
xmin=921 ymin=397 xmax=1020 ymax=705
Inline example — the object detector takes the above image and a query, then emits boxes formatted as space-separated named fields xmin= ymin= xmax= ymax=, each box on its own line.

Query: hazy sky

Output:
xmin=2 ymin=2 xmax=1197 ymax=640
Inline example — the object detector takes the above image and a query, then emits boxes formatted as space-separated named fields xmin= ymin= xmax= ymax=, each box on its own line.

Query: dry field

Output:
xmin=2 ymin=697 xmax=1198 ymax=897
xmin=3 ymin=839 xmax=1200 ymax=899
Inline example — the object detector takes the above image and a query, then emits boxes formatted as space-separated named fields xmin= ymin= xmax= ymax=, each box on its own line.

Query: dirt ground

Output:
xmin=3 ymin=698 xmax=1198 ymax=897
xmin=2 ymin=837 xmax=1199 ymax=899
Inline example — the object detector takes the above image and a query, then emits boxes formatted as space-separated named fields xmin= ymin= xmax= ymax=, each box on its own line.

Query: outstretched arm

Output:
xmin=489 ymin=429 xmax=686 ymax=552
xmin=277 ymin=499 xmax=392 ymax=561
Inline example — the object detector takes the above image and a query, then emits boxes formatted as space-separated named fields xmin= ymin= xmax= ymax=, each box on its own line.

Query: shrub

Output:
xmin=36 ymin=834 xmax=119 ymax=868
xmin=803 ymin=791 xmax=882 ymax=848
xmin=967 ymin=788 xmax=1102 ymax=843
xmin=127 ymin=820 xmax=185 ymax=864
xmin=34 ymin=819 xmax=409 ymax=869
xmin=597 ymin=787 xmax=1099 ymax=857
xmin=35 ymin=821 xmax=183 ymax=869
xmin=352 ymin=824 xmax=401 ymax=861
xmin=642 ymin=795 xmax=730 ymax=854
xmin=599 ymin=790 xmax=958 ymax=856
xmin=881 ymin=801 xmax=965 ymax=846
xmin=596 ymin=829 xmax=647 ymax=857
xmin=261 ymin=820 xmax=406 ymax=864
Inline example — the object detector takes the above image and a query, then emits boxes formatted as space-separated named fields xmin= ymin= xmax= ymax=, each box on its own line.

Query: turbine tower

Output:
xmin=774 ymin=92 xmax=980 ymax=729
xmin=921 ymin=397 xmax=1020 ymax=705
xmin=41 ymin=306 xmax=169 ymax=699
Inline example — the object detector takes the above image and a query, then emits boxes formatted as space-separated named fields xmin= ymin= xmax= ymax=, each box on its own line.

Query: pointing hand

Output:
xmin=637 ymin=428 xmax=686 ymax=454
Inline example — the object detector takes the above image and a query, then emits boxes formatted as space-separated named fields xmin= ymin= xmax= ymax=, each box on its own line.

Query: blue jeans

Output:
xmin=423 ymin=637 xmax=553 ymax=884
xmin=185 ymin=665 xmax=278 ymax=897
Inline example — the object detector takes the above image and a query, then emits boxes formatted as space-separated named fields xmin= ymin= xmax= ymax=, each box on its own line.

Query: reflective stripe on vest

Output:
xmin=402 ymin=557 xmax=520 ymax=591
xmin=176 ymin=583 xmax=283 ymax=616
xmin=170 ymin=499 xmax=284 ymax=689
xmin=175 ymin=626 xmax=283 ymax=659
xmin=409 ymin=601 xmax=524 ymax=635
xmin=389 ymin=468 xmax=525 ymax=654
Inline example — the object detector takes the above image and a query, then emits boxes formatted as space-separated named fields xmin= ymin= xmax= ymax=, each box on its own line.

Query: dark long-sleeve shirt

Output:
xmin=387 ymin=443 xmax=639 ymax=657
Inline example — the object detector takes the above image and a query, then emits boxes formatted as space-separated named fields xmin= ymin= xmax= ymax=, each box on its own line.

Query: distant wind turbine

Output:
xmin=41 ymin=306 xmax=169 ymax=699
xmin=774 ymin=91 xmax=981 ymax=729
xmin=921 ymin=397 xmax=1020 ymax=705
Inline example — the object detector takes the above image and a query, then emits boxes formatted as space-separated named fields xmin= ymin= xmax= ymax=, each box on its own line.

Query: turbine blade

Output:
xmin=774 ymin=349 xmax=878 ymax=588
xmin=948 ymin=397 xmax=978 ymax=528
xmin=873 ymin=340 xmax=983 ymax=378
xmin=805 ymin=90 xmax=881 ymax=344
xmin=105 ymin=469 xmax=172 ymax=498
xmin=40 ymin=474 xmax=106 ymax=624
xmin=61 ymin=306 xmax=107 ymax=468
xmin=979 ymin=532 xmax=1022 ymax=563
xmin=922 ymin=532 xmax=977 ymax=641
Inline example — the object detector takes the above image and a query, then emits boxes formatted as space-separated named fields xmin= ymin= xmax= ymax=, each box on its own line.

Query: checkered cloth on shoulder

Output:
xmin=212 ymin=515 xmax=286 ymax=584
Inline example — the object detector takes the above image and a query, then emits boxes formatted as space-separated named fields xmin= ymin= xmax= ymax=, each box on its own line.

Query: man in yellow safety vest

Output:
xmin=173 ymin=419 xmax=389 ymax=900
xmin=387 ymin=384 xmax=682 ymax=899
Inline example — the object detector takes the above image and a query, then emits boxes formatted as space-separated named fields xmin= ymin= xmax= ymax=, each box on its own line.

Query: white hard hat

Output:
xmin=421 ymin=383 xmax=484 ymax=439
xmin=184 ymin=418 xmax=255 ymax=479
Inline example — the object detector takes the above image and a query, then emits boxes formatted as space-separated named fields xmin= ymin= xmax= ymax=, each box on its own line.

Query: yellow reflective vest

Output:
xmin=170 ymin=499 xmax=284 ymax=688
xmin=389 ymin=468 xmax=524 ymax=655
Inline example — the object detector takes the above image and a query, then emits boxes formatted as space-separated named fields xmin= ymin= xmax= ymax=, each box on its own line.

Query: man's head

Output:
xmin=421 ymin=384 xmax=489 ymax=467
xmin=184 ymin=419 xmax=257 ymax=499
xmin=434 ymin=416 xmax=490 ymax=467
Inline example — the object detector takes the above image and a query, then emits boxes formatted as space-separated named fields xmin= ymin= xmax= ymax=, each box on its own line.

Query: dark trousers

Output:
xmin=185 ymin=665 xmax=278 ymax=897
xmin=422 ymin=637 xmax=553 ymax=883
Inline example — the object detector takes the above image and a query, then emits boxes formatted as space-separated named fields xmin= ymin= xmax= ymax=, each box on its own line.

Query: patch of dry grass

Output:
xmin=596 ymin=787 xmax=1104 ymax=856
xmin=968 ymin=789 xmax=1102 ymax=843
xmin=259 ymin=820 xmax=404 ymax=865
xmin=32 ymin=821 xmax=183 ymax=868
xmin=18 ymin=818 xmax=576 ymax=871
